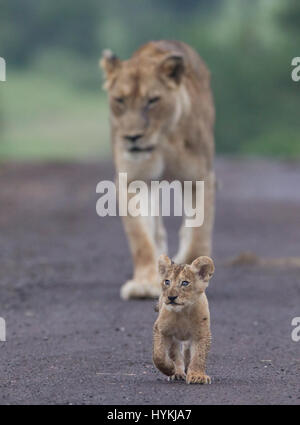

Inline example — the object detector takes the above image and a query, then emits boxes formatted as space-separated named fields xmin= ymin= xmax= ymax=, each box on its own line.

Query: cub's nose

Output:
xmin=168 ymin=296 xmax=178 ymax=302
xmin=124 ymin=134 xmax=143 ymax=143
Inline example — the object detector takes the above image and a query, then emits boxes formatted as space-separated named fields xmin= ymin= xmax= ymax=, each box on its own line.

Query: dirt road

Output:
xmin=0 ymin=158 xmax=299 ymax=404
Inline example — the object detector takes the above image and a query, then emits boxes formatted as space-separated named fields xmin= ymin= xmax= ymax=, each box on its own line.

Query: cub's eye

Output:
xmin=114 ymin=97 xmax=124 ymax=104
xmin=164 ymin=279 xmax=170 ymax=286
xmin=148 ymin=96 xmax=160 ymax=106
xmin=181 ymin=281 xmax=190 ymax=287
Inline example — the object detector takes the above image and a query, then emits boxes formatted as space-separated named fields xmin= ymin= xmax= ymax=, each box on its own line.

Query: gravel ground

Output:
xmin=0 ymin=158 xmax=299 ymax=405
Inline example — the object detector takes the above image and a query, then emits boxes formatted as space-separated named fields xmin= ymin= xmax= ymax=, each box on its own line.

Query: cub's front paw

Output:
xmin=169 ymin=370 xmax=186 ymax=381
xmin=186 ymin=371 xmax=211 ymax=385
xmin=169 ymin=373 xmax=186 ymax=382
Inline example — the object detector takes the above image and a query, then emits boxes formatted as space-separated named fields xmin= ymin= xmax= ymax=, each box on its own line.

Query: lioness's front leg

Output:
xmin=119 ymin=177 xmax=167 ymax=299
xmin=153 ymin=324 xmax=175 ymax=377
xmin=120 ymin=212 xmax=160 ymax=299
xmin=174 ymin=173 xmax=215 ymax=264
xmin=186 ymin=333 xmax=211 ymax=384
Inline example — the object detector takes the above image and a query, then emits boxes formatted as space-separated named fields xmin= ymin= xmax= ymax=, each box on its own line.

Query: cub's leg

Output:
xmin=153 ymin=324 xmax=175 ymax=377
xmin=169 ymin=340 xmax=186 ymax=380
xmin=174 ymin=173 xmax=215 ymax=264
xmin=120 ymin=186 xmax=161 ymax=299
xmin=186 ymin=332 xmax=211 ymax=384
xmin=183 ymin=342 xmax=191 ymax=373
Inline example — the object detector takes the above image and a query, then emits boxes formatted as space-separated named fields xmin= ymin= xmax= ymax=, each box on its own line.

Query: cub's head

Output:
xmin=158 ymin=254 xmax=214 ymax=311
xmin=100 ymin=45 xmax=189 ymax=155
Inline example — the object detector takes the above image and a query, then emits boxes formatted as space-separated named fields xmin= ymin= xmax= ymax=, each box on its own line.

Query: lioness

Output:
xmin=100 ymin=40 xmax=215 ymax=299
xmin=153 ymin=254 xmax=214 ymax=384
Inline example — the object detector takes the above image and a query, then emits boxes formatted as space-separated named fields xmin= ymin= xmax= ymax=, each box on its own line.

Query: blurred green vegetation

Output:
xmin=0 ymin=0 xmax=299 ymax=161
xmin=0 ymin=71 xmax=109 ymax=160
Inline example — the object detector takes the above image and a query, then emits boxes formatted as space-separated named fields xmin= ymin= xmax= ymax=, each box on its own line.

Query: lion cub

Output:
xmin=153 ymin=254 xmax=214 ymax=384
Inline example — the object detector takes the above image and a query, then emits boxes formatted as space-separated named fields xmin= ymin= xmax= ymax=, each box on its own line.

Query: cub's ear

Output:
xmin=190 ymin=256 xmax=215 ymax=283
xmin=158 ymin=254 xmax=172 ymax=277
xmin=158 ymin=54 xmax=185 ymax=87
xmin=99 ymin=49 xmax=121 ymax=89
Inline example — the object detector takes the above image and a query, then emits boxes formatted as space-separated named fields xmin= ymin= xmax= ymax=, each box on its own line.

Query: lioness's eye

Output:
xmin=114 ymin=97 xmax=124 ymax=104
xmin=148 ymin=96 xmax=160 ymax=106
xmin=164 ymin=279 xmax=170 ymax=286
xmin=181 ymin=281 xmax=190 ymax=287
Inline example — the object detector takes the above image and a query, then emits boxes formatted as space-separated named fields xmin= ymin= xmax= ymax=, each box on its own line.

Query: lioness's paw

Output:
xmin=172 ymin=254 xmax=187 ymax=265
xmin=186 ymin=371 xmax=211 ymax=385
xmin=120 ymin=280 xmax=161 ymax=300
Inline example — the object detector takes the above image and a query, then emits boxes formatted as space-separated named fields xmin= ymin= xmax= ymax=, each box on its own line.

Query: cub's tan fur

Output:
xmin=153 ymin=254 xmax=214 ymax=384
xmin=101 ymin=41 xmax=215 ymax=299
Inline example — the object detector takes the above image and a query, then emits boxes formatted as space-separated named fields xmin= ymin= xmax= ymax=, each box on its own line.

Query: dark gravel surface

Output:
xmin=0 ymin=158 xmax=299 ymax=405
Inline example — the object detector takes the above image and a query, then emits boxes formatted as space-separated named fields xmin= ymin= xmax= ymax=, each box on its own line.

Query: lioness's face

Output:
xmin=100 ymin=50 xmax=185 ymax=154
xmin=158 ymin=255 xmax=214 ymax=311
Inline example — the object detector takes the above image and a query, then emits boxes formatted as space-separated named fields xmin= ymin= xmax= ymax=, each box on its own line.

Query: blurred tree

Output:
xmin=279 ymin=0 xmax=300 ymax=33
xmin=159 ymin=0 xmax=221 ymax=14
xmin=0 ymin=0 xmax=100 ymax=65
xmin=0 ymin=0 xmax=299 ymax=157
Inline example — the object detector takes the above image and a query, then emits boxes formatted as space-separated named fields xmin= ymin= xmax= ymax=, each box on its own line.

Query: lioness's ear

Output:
xmin=99 ymin=49 xmax=121 ymax=89
xmin=190 ymin=256 xmax=214 ymax=283
xmin=158 ymin=254 xmax=172 ymax=277
xmin=158 ymin=54 xmax=185 ymax=87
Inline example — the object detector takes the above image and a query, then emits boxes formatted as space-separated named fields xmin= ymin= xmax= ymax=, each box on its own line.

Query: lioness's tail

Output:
xmin=226 ymin=251 xmax=300 ymax=268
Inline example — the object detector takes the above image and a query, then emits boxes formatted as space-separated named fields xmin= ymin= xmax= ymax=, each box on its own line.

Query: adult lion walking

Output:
xmin=100 ymin=40 xmax=215 ymax=299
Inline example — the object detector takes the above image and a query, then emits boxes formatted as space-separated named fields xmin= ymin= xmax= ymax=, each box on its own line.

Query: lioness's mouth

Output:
xmin=166 ymin=301 xmax=183 ymax=306
xmin=128 ymin=145 xmax=155 ymax=153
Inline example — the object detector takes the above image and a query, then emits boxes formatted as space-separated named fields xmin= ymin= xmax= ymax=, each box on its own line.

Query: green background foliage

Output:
xmin=0 ymin=0 xmax=299 ymax=160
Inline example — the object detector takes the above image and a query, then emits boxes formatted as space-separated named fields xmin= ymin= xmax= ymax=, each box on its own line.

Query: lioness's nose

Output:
xmin=168 ymin=296 xmax=178 ymax=302
xmin=124 ymin=134 xmax=143 ymax=143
